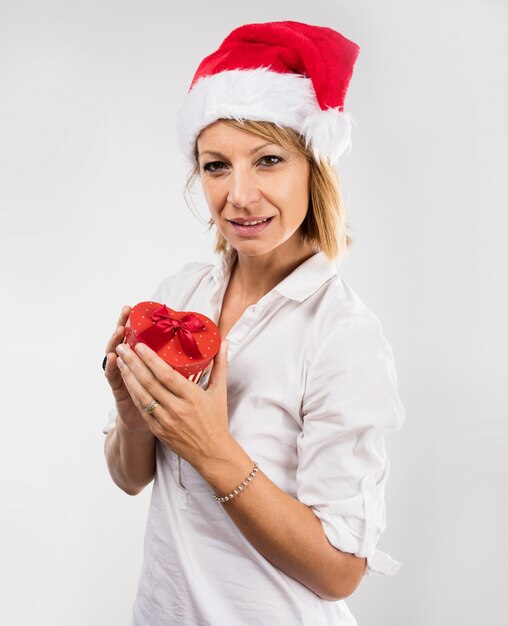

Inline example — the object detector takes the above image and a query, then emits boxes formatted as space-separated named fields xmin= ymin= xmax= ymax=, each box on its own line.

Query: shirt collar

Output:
xmin=211 ymin=250 xmax=337 ymax=303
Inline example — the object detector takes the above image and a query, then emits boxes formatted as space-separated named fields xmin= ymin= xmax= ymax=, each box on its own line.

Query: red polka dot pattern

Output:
xmin=124 ymin=301 xmax=221 ymax=383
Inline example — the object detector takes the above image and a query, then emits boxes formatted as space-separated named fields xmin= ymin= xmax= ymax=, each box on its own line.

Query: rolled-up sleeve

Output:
xmin=296 ymin=312 xmax=406 ymax=576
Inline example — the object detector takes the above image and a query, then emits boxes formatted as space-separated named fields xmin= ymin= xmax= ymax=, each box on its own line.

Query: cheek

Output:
xmin=275 ymin=177 xmax=309 ymax=220
xmin=202 ymin=181 xmax=226 ymax=210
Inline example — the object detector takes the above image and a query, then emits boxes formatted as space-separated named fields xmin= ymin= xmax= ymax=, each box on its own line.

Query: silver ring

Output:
xmin=144 ymin=399 xmax=160 ymax=414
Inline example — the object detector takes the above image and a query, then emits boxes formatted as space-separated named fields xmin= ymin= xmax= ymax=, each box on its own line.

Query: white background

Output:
xmin=1 ymin=1 xmax=506 ymax=624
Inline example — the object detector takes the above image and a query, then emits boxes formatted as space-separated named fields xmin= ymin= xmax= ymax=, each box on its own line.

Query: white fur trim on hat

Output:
xmin=176 ymin=67 xmax=353 ymax=168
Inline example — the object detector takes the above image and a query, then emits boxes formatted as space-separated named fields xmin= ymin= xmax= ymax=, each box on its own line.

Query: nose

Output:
xmin=226 ymin=164 xmax=262 ymax=210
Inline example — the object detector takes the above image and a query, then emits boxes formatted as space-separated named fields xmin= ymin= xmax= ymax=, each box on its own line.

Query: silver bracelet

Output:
xmin=212 ymin=461 xmax=259 ymax=503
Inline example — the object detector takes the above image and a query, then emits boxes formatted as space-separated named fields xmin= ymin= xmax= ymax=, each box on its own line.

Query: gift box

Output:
xmin=123 ymin=302 xmax=221 ymax=384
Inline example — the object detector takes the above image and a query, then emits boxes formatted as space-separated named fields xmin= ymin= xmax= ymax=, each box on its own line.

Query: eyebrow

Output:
xmin=198 ymin=142 xmax=278 ymax=159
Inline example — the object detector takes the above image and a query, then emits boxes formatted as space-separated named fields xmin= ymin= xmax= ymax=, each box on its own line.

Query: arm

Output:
xmin=104 ymin=414 xmax=157 ymax=496
xmin=102 ymin=307 xmax=157 ymax=496
xmin=195 ymin=438 xmax=366 ymax=602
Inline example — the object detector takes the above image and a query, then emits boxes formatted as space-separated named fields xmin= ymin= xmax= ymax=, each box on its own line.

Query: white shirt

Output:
xmin=103 ymin=250 xmax=406 ymax=626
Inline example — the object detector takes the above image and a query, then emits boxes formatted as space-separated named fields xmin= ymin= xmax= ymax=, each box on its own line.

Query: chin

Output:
xmin=238 ymin=242 xmax=282 ymax=256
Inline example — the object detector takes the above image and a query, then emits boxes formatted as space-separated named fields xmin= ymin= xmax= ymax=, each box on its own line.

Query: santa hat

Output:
xmin=176 ymin=20 xmax=360 ymax=167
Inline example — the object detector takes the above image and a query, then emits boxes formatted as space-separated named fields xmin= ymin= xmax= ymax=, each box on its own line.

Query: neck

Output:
xmin=228 ymin=240 xmax=318 ymax=303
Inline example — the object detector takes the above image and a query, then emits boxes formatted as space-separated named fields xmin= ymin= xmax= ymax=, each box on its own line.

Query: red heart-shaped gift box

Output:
xmin=123 ymin=301 xmax=221 ymax=384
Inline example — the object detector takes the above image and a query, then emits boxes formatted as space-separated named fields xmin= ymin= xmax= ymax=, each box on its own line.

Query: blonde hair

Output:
xmin=183 ymin=119 xmax=353 ymax=263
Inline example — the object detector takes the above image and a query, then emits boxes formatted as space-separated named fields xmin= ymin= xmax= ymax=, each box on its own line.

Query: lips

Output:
xmin=228 ymin=216 xmax=274 ymax=236
xmin=227 ymin=216 xmax=274 ymax=225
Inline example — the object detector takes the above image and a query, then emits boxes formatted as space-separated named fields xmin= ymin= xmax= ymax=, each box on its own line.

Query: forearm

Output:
xmin=195 ymin=438 xmax=366 ymax=601
xmin=104 ymin=415 xmax=156 ymax=495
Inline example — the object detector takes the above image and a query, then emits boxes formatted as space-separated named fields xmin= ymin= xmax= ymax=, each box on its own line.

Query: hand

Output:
xmin=114 ymin=338 xmax=232 ymax=468
xmin=103 ymin=305 xmax=152 ymax=435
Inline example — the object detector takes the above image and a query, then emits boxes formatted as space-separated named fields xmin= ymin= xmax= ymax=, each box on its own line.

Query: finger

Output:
xmin=104 ymin=306 xmax=131 ymax=356
xmin=132 ymin=342 xmax=194 ymax=399
xmin=116 ymin=305 xmax=131 ymax=328
xmin=111 ymin=305 xmax=131 ymax=347
xmin=103 ymin=350 xmax=123 ymax=385
xmin=116 ymin=343 xmax=184 ymax=410
xmin=104 ymin=325 xmax=124 ymax=357
xmin=110 ymin=306 xmax=131 ymax=349
xmin=116 ymin=357 xmax=166 ymax=433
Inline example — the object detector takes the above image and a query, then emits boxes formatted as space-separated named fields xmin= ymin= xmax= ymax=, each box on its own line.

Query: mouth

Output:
xmin=226 ymin=216 xmax=274 ymax=235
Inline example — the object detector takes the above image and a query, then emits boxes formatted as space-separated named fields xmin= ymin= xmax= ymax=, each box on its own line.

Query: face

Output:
xmin=196 ymin=120 xmax=311 ymax=259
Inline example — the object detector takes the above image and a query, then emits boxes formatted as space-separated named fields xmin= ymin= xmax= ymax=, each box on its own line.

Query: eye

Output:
xmin=202 ymin=155 xmax=283 ymax=173
xmin=259 ymin=155 xmax=283 ymax=167
xmin=202 ymin=161 xmax=227 ymax=173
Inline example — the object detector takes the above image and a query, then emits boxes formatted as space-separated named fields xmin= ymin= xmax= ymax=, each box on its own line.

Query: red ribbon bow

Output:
xmin=136 ymin=305 xmax=205 ymax=359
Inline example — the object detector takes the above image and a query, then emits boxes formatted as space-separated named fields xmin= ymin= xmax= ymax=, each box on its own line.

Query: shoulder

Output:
xmin=151 ymin=260 xmax=214 ymax=302
xmin=312 ymin=273 xmax=385 ymax=337
xmin=303 ymin=275 xmax=405 ymax=430
xmin=306 ymin=274 xmax=396 ymax=372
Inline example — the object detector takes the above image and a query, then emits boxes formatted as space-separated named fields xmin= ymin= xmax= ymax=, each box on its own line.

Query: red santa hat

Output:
xmin=176 ymin=20 xmax=360 ymax=167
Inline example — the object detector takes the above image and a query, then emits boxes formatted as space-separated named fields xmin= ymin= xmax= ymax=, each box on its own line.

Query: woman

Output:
xmin=102 ymin=20 xmax=406 ymax=626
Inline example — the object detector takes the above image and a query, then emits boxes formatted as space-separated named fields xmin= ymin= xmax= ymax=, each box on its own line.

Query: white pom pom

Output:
xmin=300 ymin=108 xmax=355 ymax=164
